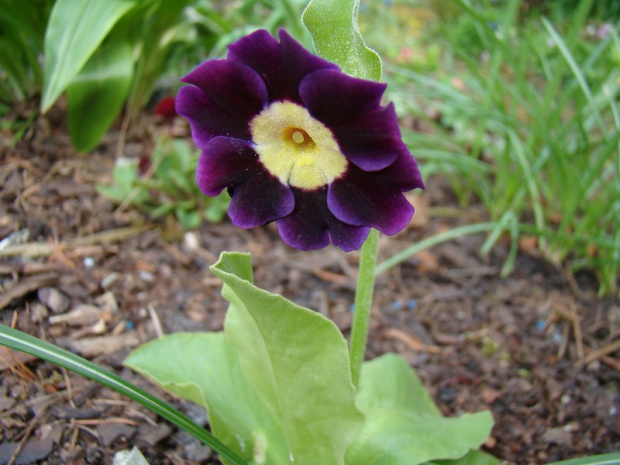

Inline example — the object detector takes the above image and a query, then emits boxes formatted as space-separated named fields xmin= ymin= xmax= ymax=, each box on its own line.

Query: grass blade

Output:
xmin=542 ymin=17 xmax=605 ymax=134
xmin=376 ymin=223 xmax=500 ymax=275
xmin=0 ymin=324 xmax=248 ymax=465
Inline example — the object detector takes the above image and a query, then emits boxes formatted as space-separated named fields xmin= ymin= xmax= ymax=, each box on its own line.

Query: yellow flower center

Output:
xmin=250 ymin=101 xmax=347 ymax=190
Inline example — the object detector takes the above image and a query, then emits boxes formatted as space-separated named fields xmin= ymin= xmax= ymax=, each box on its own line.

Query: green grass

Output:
xmin=373 ymin=0 xmax=619 ymax=295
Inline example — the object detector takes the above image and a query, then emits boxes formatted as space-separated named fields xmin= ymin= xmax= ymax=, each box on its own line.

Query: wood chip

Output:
xmin=0 ymin=346 xmax=38 ymax=371
xmin=48 ymin=304 xmax=102 ymax=326
xmin=405 ymin=192 xmax=429 ymax=230
xmin=0 ymin=272 xmax=58 ymax=310
xmin=57 ymin=331 xmax=141 ymax=358
xmin=0 ymin=437 xmax=54 ymax=465
xmin=414 ymin=250 xmax=440 ymax=274
xmin=383 ymin=328 xmax=441 ymax=354
xmin=96 ymin=423 xmax=136 ymax=447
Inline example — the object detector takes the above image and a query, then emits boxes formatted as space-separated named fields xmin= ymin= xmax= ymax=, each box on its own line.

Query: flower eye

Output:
xmin=287 ymin=128 xmax=311 ymax=146
xmin=176 ymin=29 xmax=424 ymax=251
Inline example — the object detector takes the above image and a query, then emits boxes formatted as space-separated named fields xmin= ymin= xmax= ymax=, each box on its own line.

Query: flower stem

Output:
xmin=349 ymin=228 xmax=379 ymax=388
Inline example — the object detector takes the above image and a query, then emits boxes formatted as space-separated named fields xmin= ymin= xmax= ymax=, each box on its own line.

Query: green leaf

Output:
xmin=41 ymin=0 xmax=135 ymax=113
xmin=354 ymin=353 xmax=440 ymax=417
xmin=125 ymin=332 xmax=289 ymax=465
xmin=211 ymin=252 xmax=364 ymax=465
xmin=67 ymin=40 xmax=133 ymax=152
xmin=176 ymin=209 xmax=201 ymax=230
xmin=302 ymin=0 xmax=381 ymax=81
xmin=346 ymin=354 xmax=493 ymax=465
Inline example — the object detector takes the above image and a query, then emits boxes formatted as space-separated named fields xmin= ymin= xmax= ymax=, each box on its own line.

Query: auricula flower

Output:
xmin=176 ymin=29 xmax=424 ymax=251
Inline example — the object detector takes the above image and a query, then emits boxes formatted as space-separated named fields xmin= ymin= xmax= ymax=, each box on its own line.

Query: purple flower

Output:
xmin=176 ymin=29 xmax=424 ymax=252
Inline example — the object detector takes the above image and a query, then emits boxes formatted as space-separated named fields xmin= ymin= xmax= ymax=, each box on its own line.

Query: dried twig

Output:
xmin=580 ymin=339 xmax=620 ymax=367
xmin=0 ymin=225 xmax=153 ymax=259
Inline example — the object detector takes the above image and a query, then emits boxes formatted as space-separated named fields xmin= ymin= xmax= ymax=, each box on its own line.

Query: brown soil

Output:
xmin=1 ymin=106 xmax=619 ymax=465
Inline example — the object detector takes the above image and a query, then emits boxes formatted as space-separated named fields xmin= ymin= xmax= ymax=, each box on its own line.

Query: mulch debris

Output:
xmin=0 ymin=108 xmax=618 ymax=464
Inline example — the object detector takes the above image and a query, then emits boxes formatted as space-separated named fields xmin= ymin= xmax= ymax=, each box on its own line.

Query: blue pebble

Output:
xmin=350 ymin=304 xmax=355 ymax=313
xmin=392 ymin=301 xmax=402 ymax=310
xmin=126 ymin=321 xmax=135 ymax=330
xmin=407 ymin=299 xmax=417 ymax=309
xmin=536 ymin=320 xmax=546 ymax=331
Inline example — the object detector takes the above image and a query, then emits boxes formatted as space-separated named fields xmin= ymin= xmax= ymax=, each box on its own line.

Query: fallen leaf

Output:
xmin=415 ymin=250 xmax=440 ymax=274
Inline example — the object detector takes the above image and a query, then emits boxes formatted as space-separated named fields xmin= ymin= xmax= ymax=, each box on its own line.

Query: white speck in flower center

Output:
xmin=292 ymin=130 xmax=305 ymax=144
xmin=250 ymin=101 xmax=347 ymax=190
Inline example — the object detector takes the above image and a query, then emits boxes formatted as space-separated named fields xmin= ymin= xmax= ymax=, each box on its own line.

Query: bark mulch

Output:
xmin=1 ymin=108 xmax=619 ymax=464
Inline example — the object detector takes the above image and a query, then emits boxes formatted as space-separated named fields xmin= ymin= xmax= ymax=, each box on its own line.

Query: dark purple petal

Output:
xmin=330 ymin=222 xmax=371 ymax=252
xmin=278 ymin=30 xmax=339 ymax=102
xmin=276 ymin=188 xmax=369 ymax=251
xmin=327 ymin=152 xmax=423 ymax=236
xmin=227 ymin=29 xmax=337 ymax=103
xmin=299 ymin=69 xmax=404 ymax=171
xmin=176 ymin=60 xmax=268 ymax=146
xmin=373 ymin=148 xmax=425 ymax=191
xmin=197 ymin=137 xmax=294 ymax=228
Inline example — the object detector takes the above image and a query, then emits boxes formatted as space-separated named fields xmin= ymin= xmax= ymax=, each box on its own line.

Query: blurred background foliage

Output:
xmin=1 ymin=0 xmax=618 ymax=296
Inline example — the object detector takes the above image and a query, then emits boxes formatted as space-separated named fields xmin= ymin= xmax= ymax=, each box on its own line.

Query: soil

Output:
xmin=1 ymin=104 xmax=619 ymax=465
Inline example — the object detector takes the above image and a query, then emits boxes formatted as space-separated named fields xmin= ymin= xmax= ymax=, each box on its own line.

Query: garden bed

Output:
xmin=1 ymin=108 xmax=618 ymax=464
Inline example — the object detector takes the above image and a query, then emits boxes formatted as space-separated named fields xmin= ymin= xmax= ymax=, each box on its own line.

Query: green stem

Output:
xmin=0 ymin=324 xmax=248 ymax=465
xmin=349 ymin=228 xmax=380 ymax=388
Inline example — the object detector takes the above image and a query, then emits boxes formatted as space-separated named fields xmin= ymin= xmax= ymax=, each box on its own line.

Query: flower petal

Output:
xmin=177 ymin=60 xmax=268 ymax=146
xmin=300 ymin=69 xmax=403 ymax=171
xmin=276 ymin=188 xmax=370 ymax=251
xmin=227 ymin=29 xmax=337 ymax=103
xmin=197 ymin=137 xmax=294 ymax=228
xmin=327 ymin=152 xmax=424 ymax=236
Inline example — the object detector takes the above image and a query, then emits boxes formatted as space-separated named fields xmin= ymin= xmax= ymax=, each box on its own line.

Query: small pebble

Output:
xmin=138 ymin=271 xmax=154 ymax=282
xmin=183 ymin=231 xmax=200 ymax=250
xmin=83 ymin=257 xmax=95 ymax=268
xmin=37 ymin=287 xmax=71 ymax=314
xmin=101 ymin=273 xmax=119 ymax=289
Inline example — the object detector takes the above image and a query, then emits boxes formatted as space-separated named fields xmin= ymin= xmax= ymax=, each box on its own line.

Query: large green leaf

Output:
xmin=211 ymin=252 xmax=364 ymax=465
xmin=41 ymin=0 xmax=135 ymax=113
xmin=354 ymin=353 xmax=440 ymax=417
xmin=67 ymin=40 xmax=132 ymax=152
xmin=302 ymin=0 xmax=381 ymax=81
xmin=346 ymin=354 xmax=494 ymax=465
xmin=124 ymin=332 xmax=289 ymax=465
